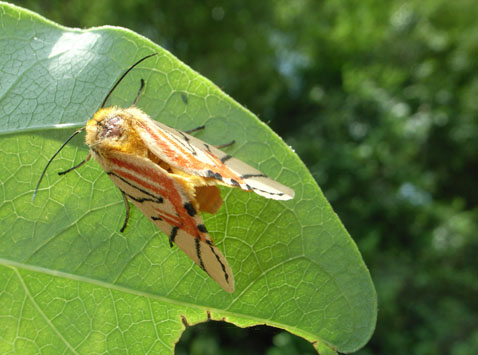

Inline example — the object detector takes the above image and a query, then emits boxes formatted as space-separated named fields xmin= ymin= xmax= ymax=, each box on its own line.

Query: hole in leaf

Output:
xmin=175 ymin=321 xmax=316 ymax=355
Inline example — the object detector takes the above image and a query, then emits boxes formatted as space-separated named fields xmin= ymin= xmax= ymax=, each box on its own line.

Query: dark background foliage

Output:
xmin=12 ymin=0 xmax=478 ymax=354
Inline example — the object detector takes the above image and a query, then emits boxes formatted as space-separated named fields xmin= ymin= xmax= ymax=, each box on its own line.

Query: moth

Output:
xmin=34 ymin=53 xmax=294 ymax=293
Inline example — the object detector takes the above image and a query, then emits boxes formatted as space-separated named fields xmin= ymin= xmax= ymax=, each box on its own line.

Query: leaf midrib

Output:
xmin=1 ymin=257 xmax=323 ymax=346
xmin=0 ymin=123 xmax=84 ymax=136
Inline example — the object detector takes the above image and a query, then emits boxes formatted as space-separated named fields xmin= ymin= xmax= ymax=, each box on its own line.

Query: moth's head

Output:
xmin=85 ymin=107 xmax=145 ymax=155
xmin=86 ymin=107 xmax=125 ymax=139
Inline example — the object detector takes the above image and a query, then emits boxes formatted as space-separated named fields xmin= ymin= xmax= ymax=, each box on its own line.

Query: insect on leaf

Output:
xmin=0 ymin=3 xmax=377 ymax=354
xmin=34 ymin=56 xmax=295 ymax=293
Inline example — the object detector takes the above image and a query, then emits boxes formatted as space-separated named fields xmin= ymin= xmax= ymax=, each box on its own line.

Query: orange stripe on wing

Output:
xmin=152 ymin=207 xmax=182 ymax=227
xmin=151 ymin=208 xmax=205 ymax=240
xmin=203 ymin=149 xmax=246 ymax=181
xmin=110 ymin=157 xmax=207 ymax=241
xmin=137 ymin=120 xmax=246 ymax=182
xmin=113 ymin=168 xmax=166 ymax=197
xmin=138 ymin=121 xmax=194 ymax=168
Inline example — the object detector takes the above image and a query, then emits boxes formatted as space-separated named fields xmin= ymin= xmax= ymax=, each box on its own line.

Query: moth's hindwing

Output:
xmin=97 ymin=149 xmax=235 ymax=293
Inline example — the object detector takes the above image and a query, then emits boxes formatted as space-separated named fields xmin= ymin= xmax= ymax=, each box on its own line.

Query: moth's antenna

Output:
xmin=101 ymin=53 xmax=158 ymax=108
xmin=32 ymin=128 xmax=84 ymax=202
xmin=33 ymin=53 xmax=157 ymax=202
xmin=132 ymin=79 xmax=145 ymax=106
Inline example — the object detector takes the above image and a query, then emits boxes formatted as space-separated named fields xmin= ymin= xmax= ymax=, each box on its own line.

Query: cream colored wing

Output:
xmin=94 ymin=149 xmax=235 ymax=293
xmin=133 ymin=114 xmax=294 ymax=200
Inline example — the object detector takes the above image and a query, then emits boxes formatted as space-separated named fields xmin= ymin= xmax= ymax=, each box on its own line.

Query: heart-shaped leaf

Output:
xmin=0 ymin=3 xmax=376 ymax=353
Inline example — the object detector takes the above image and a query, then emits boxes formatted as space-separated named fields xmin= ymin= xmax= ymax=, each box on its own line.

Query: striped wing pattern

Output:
xmin=133 ymin=114 xmax=295 ymax=201
xmin=94 ymin=149 xmax=234 ymax=293
xmin=85 ymin=106 xmax=295 ymax=293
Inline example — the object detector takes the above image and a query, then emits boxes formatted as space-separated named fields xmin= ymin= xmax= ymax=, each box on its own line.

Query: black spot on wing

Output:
xmin=107 ymin=172 xmax=163 ymax=203
xmin=197 ymin=224 xmax=208 ymax=233
xmin=208 ymin=244 xmax=230 ymax=283
xmin=229 ymin=179 xmax=240 ymax=187
xmin=248 ymin=185 xmax=285 ymax=197
xmin=126 ymin=193 xmax=163 ymax=204
xmin=241 ymin=173 xmax=268 ymax=179
xmin=195 ymin=238 xmax=206 ymax=271
xmin=175 ymin=130 xmax=197 ymax=155
xmin=179 ymin=131 xmax=190 ymax=142
xmin=220 ymin=155 xmax=232 ymax=164
xmin=206 ymin=170 xmax=223 ymax=181
xmin=169 ymin=226 xmax=178 ymax=247
xmin=184 ymin=202 xmax=197 ymax=216
xmin=234 ymin=179 xmax=285 ymax=196
xmin=196 ymin=236 xmax=232 ymax=287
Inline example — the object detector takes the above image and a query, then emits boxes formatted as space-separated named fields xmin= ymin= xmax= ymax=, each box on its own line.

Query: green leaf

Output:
xmin=0 ymin=3 xmax=376 ymax=353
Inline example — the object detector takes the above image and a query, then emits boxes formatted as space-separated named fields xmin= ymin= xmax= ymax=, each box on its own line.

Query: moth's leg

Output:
xmin=184 ymin=125 xmax=205 ymax=134
xmin=169 ymin=227 xmax=178 ymax=248
xmin=32 ymin=128 xmax=86 ymax=202
xmin=132 ymin=79 xmax=145 ymax=106
xmin=184 ymin=124 xmax=235 ymax=148
xmin=58 ymin=152 xmax=91 ymax=176
xmin=214 ymin=140 xmax=235 ymax=149
xmin=120 ymin=191 xmax=131 ymax=233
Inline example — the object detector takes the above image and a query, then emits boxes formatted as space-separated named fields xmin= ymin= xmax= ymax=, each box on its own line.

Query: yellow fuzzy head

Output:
xmin=85 ymin=107 xmax=149 ymax=158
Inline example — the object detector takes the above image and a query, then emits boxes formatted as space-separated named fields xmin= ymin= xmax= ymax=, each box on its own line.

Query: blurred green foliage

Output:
xmin=13 ymin=0 xmax=478 ymax=353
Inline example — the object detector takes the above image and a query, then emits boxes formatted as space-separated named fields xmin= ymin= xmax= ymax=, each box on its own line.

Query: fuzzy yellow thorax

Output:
xmin=85 ymin=107 xmax=149 ymax=157
xmin=86 ymin=106 xmax=223 ymax=214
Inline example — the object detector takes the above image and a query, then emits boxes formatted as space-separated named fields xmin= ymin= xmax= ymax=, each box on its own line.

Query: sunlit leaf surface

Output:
xmin=0 ymin=3 xmax=376 ymax=353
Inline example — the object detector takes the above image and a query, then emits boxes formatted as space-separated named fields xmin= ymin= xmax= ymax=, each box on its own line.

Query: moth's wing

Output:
xmin=97 ymin=150 xmax=235 ymax=293
xmin=172 ymin=229 xmax=234 ymax=293
xmin=134 ymin=117 xmax=295 ymax=200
